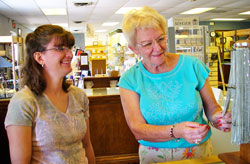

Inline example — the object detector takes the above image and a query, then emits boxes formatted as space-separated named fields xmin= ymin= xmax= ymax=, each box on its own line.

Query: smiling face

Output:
xmin=131 ymin=27 xmax=167 ymax=67
xmin=41 ymin=36 xmax=73 ymax=79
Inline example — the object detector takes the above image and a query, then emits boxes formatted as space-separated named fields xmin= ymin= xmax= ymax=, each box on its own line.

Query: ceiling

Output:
xmin=0 ymin=0 xmax=250 ymax=34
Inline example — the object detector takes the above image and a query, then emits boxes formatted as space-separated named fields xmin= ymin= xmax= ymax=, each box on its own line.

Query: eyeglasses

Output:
xmin=137 ymin=35 xmax=167 ymax=50
xmin=43 ymin=46 xmax=71 ymax=52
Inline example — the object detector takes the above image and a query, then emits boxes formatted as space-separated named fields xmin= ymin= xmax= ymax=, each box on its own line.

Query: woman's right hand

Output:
xmin=174 ymin=122 xmax=210 ymax=144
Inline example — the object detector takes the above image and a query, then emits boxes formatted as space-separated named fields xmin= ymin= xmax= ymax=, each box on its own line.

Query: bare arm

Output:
xmin=6 ymin=125 xmax=32 ymax=164
xmin=200 ymin=79 xmax=232 ymax=132
xmin=82 ymin=119 xmax=95 ymax=164
xmin=120 ymin=87 xmax=208 ymax=143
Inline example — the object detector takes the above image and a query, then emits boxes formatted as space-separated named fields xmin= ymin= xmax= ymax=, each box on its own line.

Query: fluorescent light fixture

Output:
xmin=239 ymin=11 xmax=250 ymax=15
xmin=42 ymin=8 xmax=67 ymax=15
xmin=181 ymin=8 xmax=215 ymax=14
xmin=115 ymin=7 xmax=142 ymax=14
xmin=95 ymin=30 xmax=107 ymax=33
xmin=210 ymin=18 xmax=245 ymax=21
xmin=102 ymin=22 xmax=119 ymax=26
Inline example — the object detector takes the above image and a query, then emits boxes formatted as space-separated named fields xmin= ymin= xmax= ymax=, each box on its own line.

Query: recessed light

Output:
xmin=210 ymin=18 xmax=245 ymax=21
xmin=181 ymin=8 xmax=215 ymax=14
xmin=41 ymin=8 xmax=66 ymax=15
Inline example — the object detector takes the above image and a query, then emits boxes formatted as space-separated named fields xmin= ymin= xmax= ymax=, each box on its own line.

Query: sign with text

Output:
xmin=168 ymin=17 xmax=199 ymax=27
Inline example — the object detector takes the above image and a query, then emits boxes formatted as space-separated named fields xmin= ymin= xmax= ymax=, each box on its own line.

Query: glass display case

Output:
xmin=174 ymin=26 xmax=209 ymax=63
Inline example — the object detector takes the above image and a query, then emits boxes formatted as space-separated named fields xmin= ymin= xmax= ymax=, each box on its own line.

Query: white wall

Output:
xmin=211 ymin=127 xmax=240 ymax=155
xmin=0 ymin=14 xmax=32 ymax=37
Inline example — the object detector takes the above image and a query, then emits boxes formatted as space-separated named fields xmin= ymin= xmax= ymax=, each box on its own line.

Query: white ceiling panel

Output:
xmin=35 ymin=0 xmax=67 ymax=8
xmin=124 ymin=0 xmax=160 ymax=7
xmin=0 ymin=0 xmax=249 ymax=34
xmin=222 ymin=0 xmax=250 ymax=8
xmin=95 ymin=0 xmax=128 ymax=7
xmin=152 ymin=0 xmax=186 ymax=8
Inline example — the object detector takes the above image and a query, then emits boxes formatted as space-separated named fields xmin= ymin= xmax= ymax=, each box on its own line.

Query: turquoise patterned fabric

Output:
xmin=118 ymin=54 xmax=211 ymax=148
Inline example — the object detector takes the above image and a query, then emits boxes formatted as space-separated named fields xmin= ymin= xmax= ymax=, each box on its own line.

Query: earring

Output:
xmin=42 ymin=63 xmax=44 ymax=68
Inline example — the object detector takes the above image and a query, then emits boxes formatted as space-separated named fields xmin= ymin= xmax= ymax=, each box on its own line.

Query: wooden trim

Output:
xmin=240 ymin=143 xmax=250 ymax=163
xmin=96 ymin=153 xmax=139 ymax=163
xmin=223 ymin=28 xmax=250 ymax=37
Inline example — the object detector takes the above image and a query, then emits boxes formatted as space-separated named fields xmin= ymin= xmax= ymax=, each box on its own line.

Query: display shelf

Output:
xmin=85 ymin=45 xmax=107 ymax=56
xmin=173 ymin=26 xmax=209 ymax=63
xmin=0 ymin=36 xmax=23 ymax=91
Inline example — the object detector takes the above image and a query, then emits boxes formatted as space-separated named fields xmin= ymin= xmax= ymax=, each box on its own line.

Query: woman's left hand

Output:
xmin=210 ymin=110 xmax=232 ymax=132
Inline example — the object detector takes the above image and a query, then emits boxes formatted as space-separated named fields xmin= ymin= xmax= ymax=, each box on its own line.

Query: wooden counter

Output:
xmin=0 ymin=88 xmax=139 ymax=164
xmin=84 ymin=76 xmax=120 ymax=88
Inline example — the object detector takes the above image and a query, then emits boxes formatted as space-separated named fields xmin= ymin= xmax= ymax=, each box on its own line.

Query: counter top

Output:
xmin=83 ymin=76 xmax=120 ymax=79
xmin=0 ymin=87 xmax=120 ymax=110
xmin=84 ymin=87 xmax=120 ymax=97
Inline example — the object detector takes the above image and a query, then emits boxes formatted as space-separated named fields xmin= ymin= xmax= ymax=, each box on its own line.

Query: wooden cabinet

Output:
xmin=85 ymin=45 xmax=107 ymax=76
xmin=84 ymin=76 xmax=120 ymax=88
xmin=89 ymin=95 xmax=139 ymax=164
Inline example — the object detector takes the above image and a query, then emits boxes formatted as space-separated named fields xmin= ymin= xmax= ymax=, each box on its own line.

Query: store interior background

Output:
xmin=1 ymin=0 xmax=250 ymax=157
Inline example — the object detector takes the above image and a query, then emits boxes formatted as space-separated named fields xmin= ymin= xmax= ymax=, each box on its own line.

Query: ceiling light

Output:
xmin=95 ymin=30 xmax=107 ymax=33
xmin=210 ymin=18 xmax=245 ymax=21
xmin=239 ymin=11 xmax=250 ymax=15
xmin=41 ymin=8 xmax=66 ymax=15
xmin=102 ymin=22 xmax=119 ymax=26
xmin=181 ymin=8 xmax=215 ymax=14
xmin=115 ymin=7 xmax=142 ymax=14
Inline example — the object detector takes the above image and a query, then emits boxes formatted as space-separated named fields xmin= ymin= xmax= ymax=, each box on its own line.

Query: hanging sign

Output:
xmin=168 ymin=17 xmax=199 ymax=27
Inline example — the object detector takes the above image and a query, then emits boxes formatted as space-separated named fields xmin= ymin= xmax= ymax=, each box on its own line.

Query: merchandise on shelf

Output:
xmin=85 ymin=44 xmax=107 ymax=76
xmin=168 ymin=17 xmax=209 ymax=64
xmin=174 ymin=26 xmax=209 ymax=63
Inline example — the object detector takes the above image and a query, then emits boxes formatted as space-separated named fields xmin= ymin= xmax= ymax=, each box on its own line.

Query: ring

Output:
xmin=195 ymin=139 xmax=200 ymax=144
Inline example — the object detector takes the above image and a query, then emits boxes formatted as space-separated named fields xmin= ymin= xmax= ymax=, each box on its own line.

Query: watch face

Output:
xmin=210 ymin=32 xmax=216 ymax=37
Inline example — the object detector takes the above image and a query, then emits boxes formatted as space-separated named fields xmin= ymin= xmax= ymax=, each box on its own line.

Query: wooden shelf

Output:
xmin=223 ymin=28 xmax=250 ymax=37
xmin=219 ymin=152 xmax=249 ymax=164
xmin=219 ymin=144 xmax=250 ymax=164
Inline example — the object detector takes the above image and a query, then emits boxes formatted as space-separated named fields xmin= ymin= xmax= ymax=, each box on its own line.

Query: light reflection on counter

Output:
xmin=83 ymin=87 xmax=120 ymax=97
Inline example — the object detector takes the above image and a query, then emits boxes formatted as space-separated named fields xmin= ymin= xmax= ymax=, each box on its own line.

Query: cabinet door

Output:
xmin=91 ymin=59 xmax=106 ymax=76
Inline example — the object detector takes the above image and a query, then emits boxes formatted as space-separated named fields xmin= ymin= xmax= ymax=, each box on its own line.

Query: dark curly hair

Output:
xmin=21 ymin=24 xmax=75 ymax=95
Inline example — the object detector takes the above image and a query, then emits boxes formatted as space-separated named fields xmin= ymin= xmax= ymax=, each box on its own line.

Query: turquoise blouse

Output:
xmin=118 ymin=54 xmax=211 ymax=148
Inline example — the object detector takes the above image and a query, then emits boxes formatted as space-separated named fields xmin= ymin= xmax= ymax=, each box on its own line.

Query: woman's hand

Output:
xmin=175 ymin=122 xmax=210 ymax=144
xmin=210 ymin=110 xmax=232 ymax=132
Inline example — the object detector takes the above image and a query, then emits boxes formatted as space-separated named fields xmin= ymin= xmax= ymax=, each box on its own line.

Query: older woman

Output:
xmin=5 ymin=25 xmax=95 ymax=164
xmin=118 ymin=6 xmax=232 ymax=163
